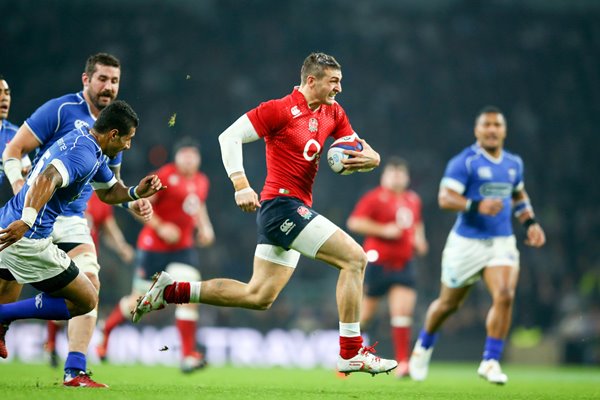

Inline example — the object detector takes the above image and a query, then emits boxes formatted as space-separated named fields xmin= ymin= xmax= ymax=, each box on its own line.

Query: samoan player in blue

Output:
xmin=409 ymin=106 xmax=546 ymax=385
xmin=0 ymin=100 xmax=164 ymax=376
xmin=0 ymin=77 xmax=30 ymax=189
xmin=1 ymin=54 xmax=151 ymax=388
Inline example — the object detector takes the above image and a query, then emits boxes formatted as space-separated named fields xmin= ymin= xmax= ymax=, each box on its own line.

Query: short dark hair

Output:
xmin=0 ymin=74 xmax=4 ymax=81
xmin=173 ymin=136 xmax=200 ymax=155
xmin=300 ymin=52 xmax=341 ymax=85
xmin=84 ymin=53 xmax=121 ymax=78
xmin=94 ymin=100 xmax=138 ymax=136
xmin=476 ymin=105 xmax=504 ymax=123
xmin=384 ymin=156 xmax=409 ymax=171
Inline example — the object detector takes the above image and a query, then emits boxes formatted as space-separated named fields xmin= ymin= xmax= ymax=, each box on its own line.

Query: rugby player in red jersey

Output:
xmin=133 ymin=52 xmax=397 ymax=376
xmin=100 ymin=138 xmax=214 ymax=373
xmin=347 ymin=157 xmax=428 ymax=377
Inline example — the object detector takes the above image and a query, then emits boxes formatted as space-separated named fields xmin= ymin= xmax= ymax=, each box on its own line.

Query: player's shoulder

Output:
xmin=404 ymin=189 xmax=422 ymax=202
xmin=502 ymin=148 xmax=524 ymax=166
xmin=2 ymin=119 xmax=19 ymax=133
xmin=43 ymin=91 xmax=85 ymax=109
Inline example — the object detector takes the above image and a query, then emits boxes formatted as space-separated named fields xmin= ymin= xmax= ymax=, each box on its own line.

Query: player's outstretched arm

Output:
xmin=342 ymin=138 xmax=380 ymax=173
xmin=97 ymin=174 xmax=166 ymax=205
xmin=0 ymin=165 xmax=62 ymax=251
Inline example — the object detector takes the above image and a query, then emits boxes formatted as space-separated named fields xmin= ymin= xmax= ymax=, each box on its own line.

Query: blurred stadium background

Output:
xmin=1 ymin=0 xmax=599 ymax=367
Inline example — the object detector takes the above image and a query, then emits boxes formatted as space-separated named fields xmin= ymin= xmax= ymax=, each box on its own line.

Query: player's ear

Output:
xmin=82 ymin=73 xmax=89 ymax=87
xmin=109 ymin=129 xmax=119 ymax=141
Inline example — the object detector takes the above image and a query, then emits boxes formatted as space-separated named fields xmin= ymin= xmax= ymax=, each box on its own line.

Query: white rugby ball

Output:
xmin=327 ymin=133 xmax=363 ymax=175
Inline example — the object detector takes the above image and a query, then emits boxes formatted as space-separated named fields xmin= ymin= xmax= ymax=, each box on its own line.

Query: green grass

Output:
xmin=0 ymin=362 xmax=598 ymax=400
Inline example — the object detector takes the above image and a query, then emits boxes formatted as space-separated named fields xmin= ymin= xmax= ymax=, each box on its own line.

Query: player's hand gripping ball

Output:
xmin=327 ymin=133 xmax=363 ymax=175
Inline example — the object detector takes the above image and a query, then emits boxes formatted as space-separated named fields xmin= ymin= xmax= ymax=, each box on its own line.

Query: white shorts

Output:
xmin=441 ymin=231 xmax=520 ymax=288
xmin=51 ymin=215 xmax=94 ymax=245
xmin=0 ymin=234 xmax=72 ymax=284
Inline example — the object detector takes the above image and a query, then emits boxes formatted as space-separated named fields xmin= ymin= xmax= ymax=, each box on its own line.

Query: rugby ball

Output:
xmin=327 ymin=133 xmax=363 ymax=175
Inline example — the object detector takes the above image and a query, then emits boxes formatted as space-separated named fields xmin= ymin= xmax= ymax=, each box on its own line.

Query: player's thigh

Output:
xmin=247 ymin=254 xmax=295 ymax=298
xmin=313 ymin=229 xmax=366 ymax=270
xmin=437 ymin=282 xmax=472 ymax=309
xmin=0 ymin=277 xmax=22 ymax=303
xmin=50 ymin=271 xmax=97 ymax=310
xmin=482 ymin=265 xmax=519 ymax=296
xmin=388 ymin=285 xmax=417 ymax=316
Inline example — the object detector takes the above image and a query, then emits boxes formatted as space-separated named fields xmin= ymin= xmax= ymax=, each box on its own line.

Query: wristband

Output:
xmin=232 ymin=175 xmax=250 ymax=192
xmin=234 ymin=187 xmax=254 ymax=197
xmin=465 ymin=199 xmax=480 ymax=213
xmin=128 ymin=186 xmax=140 ymax=200
xmin=3 ymin=157 xmax=23 ymax=185
xmin=523 ymin=217 xmax=537 ymax=229
xmin=20 ymin=207 xmax=38 ymax=228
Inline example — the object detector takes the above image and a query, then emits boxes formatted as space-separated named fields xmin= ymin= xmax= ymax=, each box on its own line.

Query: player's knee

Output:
xmin=493 ymin=287 xmax=515 ymax=307
xmin=72 ymin=252 xmax=100 ymax=291
xmin=345 ymin=246 xmax=367 ymax=274
xmin=437 ymin=298 xmax=460 ymax=315
xmin=73 ymin=291 xmax=98 ymax=316
xmin=249 ymin=289 xmax=277 ymax=310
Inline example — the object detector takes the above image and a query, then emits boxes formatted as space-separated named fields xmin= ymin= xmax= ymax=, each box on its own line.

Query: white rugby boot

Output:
xmin=408 ymin=339 xmax=434 ymax=381
xmin=132 ymin=272 xmax=174 ymax=323
xmin=477 ymin=359 xmax=508 ymax=385
xmin=337 ymin=343 xmax=398 ymax=376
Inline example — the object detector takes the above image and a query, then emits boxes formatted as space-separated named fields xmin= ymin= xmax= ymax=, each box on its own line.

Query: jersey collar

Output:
xmin=473 ymin=143 xmax=504 ymax=164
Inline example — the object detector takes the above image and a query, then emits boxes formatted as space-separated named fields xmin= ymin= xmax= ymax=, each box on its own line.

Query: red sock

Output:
xmin=392 ymin=326 xmax=411 ymax=362
xmin=339 ymin=336 xmax=363 ymax=359
xmin=176 ymin=319 xmax=197 ymax=357
xmin=164 ymin=282 xmax=191 ymax=304
xmin=46 ymin=321 xmax=60 ymax=351
xmin=103 ymin=304 xmax=127 ymax=346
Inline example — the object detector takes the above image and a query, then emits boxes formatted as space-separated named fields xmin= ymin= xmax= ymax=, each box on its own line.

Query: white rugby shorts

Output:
xmin=0 ymin=234 xmax=72 ymax=284
xmin=441 ymin=231 xmax=520 ymax=288
xmin=51 ymin=215 xmax=94 ymax=245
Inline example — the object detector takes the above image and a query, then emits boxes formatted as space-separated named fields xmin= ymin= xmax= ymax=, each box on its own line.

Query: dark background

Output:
xmin=2 ymin=0 xmax=599 ymax=364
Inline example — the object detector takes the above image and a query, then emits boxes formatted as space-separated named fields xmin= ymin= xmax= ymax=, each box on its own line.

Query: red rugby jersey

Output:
xmin=350 ymin=187 xmax=422 ymax=269
xmin=137 ymin=163 xmax=209 ymax=251
xmin=86 ymin=191 xmax=113 ymax=249
xmin=246 ymin=88 xmax=354 ymax=206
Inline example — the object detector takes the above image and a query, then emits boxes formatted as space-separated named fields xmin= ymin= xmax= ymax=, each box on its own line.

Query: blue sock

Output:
xmin=483 ymin=336 xmax=504 ymax=361
xmin=65 ymin=352 xmax=87 ymax=376
xmin=418 ymin=329 xmax=438 ymax=349
xmin=0 ymin=293 xmax=71 ymax=323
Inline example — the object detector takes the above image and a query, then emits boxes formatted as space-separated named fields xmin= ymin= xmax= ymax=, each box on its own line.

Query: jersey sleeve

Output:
xmin=440 ymin=154 xmax=469 ymax=194
xmin=350 ymin=190 xmax=378 ymax=219
xmin=24 ymin=98 xmax=62 ymax=145
xmin=90 ymin=161 xmax=118 ymax=190
xmin=48 ymin=145 xmax=99 ymax=188
xmin=108 ymin=152 xmax=122 ymax=168
xmin=513 ymin=155 xmax=525 ymax=193
xmin=198 ymin=173 xmax=210 ymax=202
xmin=246 ymin=99 xmax=287 ymax=138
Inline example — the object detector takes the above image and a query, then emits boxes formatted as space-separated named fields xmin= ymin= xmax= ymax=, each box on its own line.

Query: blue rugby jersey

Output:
xmin=24 ymin=91 xmax=122 ymax=217
xmin=0 ymin=127 xmax=116 ymax=239
xmin=0 ymin=119 xmax=30 ymax=185
xmin=440 ymin=143 xmax=524 ymax=239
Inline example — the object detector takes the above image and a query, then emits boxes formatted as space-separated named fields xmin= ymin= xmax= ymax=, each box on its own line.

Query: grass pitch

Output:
xmin=0 ymin=361 xmax=598 ymax=400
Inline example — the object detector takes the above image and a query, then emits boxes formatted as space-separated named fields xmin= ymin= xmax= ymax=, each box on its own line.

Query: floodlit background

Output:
xmin=1 ymin=0 xmax=599 ymax=365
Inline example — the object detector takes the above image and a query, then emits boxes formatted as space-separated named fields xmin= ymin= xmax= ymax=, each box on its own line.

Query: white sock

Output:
xmin=339 ymin=321 xmax=361 ymax=337
xmin=190 ymin=282 xmax=202 ymax=303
